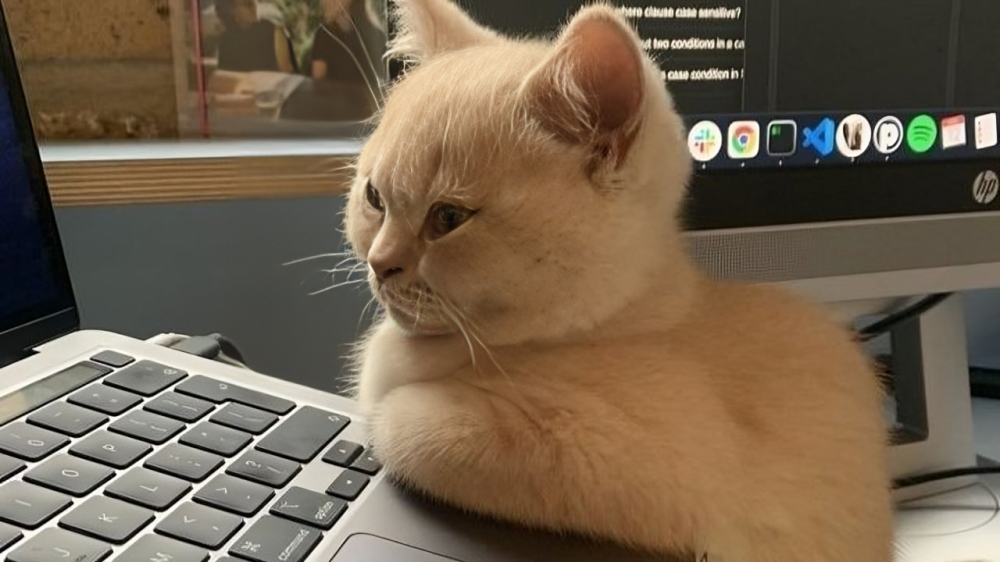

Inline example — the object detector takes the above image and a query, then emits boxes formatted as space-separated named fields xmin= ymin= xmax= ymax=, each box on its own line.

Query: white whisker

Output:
xmin=322 ymin=262 xmax=367 ymax=277
xmin=357 ymin=295 xmax=381 ymax=333
xmin=308 ymin=278 xmax=367 ymax=296
xmin=283 ymin=252 xmax=353 ymax=266
xmin=438 ymin=301 xmax=480 ymax=373
xmin=319 ymin=21 xmax=383 ymax=113
xmin=346 ymin=15 xmax=386 ymax=110
xmin=435 ymin=297 xmax=540 ymax=425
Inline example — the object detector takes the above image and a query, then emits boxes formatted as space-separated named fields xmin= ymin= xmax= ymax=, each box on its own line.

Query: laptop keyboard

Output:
xmin=0 ymin=350 xmax=381 ymax=562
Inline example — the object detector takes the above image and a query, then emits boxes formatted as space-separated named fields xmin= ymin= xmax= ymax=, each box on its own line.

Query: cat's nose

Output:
xmin=368 ymin=248 xmax=407 ymax=281
xmin=367 ymin=219 xmax=415 ymax=282
xmin=370 ymin=259 xmax=404 ymax=282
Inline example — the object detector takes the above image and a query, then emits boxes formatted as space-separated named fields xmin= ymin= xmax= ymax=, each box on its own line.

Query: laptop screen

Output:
xmin=0 ymin=29 xmax=75 ymax=342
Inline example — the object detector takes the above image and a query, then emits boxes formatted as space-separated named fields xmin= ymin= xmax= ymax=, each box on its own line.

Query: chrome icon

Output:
xmin=727 ymin=121 xmax=760 ymax=159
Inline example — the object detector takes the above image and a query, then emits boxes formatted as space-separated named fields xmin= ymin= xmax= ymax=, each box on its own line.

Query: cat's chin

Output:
xmin=385 ymin=306 xmax=455 ymax=339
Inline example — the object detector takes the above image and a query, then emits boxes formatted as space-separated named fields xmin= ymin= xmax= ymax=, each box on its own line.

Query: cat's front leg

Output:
xmin=353 ymin=320 xmax=472 ymax=414
xmin=367 ymin=378 xmax=689 ymax=555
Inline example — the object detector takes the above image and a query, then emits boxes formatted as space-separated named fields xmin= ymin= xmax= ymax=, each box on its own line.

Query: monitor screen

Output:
xmin=447 ymin=0 xmax=999 ymax=170
xmin=0 ymin=22 xmax=74 ymax=339
xmin=408 ymin=1 xmax=1000 ymax=230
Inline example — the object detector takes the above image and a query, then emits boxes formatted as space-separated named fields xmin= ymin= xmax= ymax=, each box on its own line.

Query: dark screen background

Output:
xmin=0 ymin=73 xmax=59 ymax=328
xmin=759 ymin=0 xmax=1000 ymax=113
xmin=451 ymin=0 xmax=1000 ymax=117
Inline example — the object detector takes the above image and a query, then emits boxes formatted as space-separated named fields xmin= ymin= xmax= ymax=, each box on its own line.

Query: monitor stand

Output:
xmin=881 ymin=294 xmax=1000 ymax=560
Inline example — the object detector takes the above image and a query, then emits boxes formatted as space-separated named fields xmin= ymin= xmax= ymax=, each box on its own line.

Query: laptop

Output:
xmin=0 ymin=7 xmax=665 ymax=562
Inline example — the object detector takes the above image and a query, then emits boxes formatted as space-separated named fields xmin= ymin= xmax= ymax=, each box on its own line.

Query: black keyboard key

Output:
xmin=145 ymin=392 xmax=214 ymax=422
xmin=90 ymin=351 xmax=135 ymax=368
xmin=175 ymin=376 xmax=295 ymax=415
xmin=180 ymin=423 xmax=251 ymax=457
xmin=68 ymin=385 xmax=142 ymax=416
xmin=0 ymin=423 xmax=69 ymax=462
xmin=349 ymin=451 xmax=382 ymax=475
xmin=104 ymin=467 xmax=191 ymax=511
xmin=0 ymin=521 xmax=21 ymax=552
xmin=229 ymin=516 xmax=321 ymax=562
xmin=70 ymin=431 xmax=151 ymax=469
xmin=24 ymin=455 xmax=114 ymax=496
xmin=59 ymin=496 xmax=154 ymax=544
xmin=155 ymin=502 xmax=243 ymax=549
xmin=226 ymin=451 xmax=299 ymax=488
xmin=109 ymin=411 xmax=185 ymax=444
xmin=255 ymin=408 xmax=348 ymax=462
xmin=326 ymin=470 xmax=369 ymax=501
xmin=193 ymin=474 xmax=273 ymax=516
xmin=0 ymin=454 xmax=25 ymax=483
xmin=145 ymin=444 xmax=223 ymax=482
xmin=0 ymin=481 xmax=72 ymax=528
xmin=321 ymin=440 xmax=362 ymax=467
xmin=27 ymin=402 xmax=107 ymax=438
xmin=7 ymin=527 xmax=111 ymax=562
xmin=210 ymin=404 xmax=277 ymax=435
xmin=115 ymin=534 xmax=209 ymax=562
xmin=270 ymin=487 xmax=346 ymax=530
xmin=105 ymin=361 xmax=187 ymax=397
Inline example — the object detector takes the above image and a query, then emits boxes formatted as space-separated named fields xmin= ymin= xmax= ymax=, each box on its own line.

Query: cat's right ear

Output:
xmin=387 ymin=0 xmax=499 ymax=63
xmin=522 ymin=6 xmax=646 ymax=171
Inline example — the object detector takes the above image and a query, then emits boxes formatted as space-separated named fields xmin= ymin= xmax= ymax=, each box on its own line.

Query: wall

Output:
xmin=53 ymin=195 xmax=373 ymax=394
xmin=54 ymin=194 xmax=1000 ymax=397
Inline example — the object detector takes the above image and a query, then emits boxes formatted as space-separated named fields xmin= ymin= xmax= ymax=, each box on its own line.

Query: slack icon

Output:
xmin=803 ymin=118 xmax=835 ymax=157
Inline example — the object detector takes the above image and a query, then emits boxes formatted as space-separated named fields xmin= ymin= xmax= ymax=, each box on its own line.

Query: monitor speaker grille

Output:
xmin=688 ymin=213 xmax=1000 ymax=284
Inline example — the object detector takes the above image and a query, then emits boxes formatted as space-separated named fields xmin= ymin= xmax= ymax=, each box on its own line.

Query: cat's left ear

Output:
xmin=522 ymin=5 xmax=646 ymax=169
xmin=387 ymin=0 xmax=500 ymax=63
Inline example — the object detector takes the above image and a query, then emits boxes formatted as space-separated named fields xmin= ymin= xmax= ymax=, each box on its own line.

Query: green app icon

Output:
xmin=906 ymin=115 xmax=938 ymax=153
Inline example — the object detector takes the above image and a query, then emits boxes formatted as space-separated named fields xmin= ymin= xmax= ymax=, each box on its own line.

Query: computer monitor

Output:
xmin=386 ymin=1 xmax=1000 ymax=493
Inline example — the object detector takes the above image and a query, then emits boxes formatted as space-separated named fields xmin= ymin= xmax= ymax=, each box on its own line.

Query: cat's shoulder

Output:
xmin=681 ymin=279 xmax=869 ymax=375
xmin=695 ymin=278 xmax=845 ymax=335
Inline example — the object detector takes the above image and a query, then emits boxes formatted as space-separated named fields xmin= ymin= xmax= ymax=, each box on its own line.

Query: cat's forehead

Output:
xmin=360 ymin=43 xmax=549 ymax=197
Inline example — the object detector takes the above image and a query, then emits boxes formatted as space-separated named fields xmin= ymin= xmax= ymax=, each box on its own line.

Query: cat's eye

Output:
xmin=365 ymin=181 xmax=384 ymax=212
xmin=425 ymin=203 xmax=475 ymax=240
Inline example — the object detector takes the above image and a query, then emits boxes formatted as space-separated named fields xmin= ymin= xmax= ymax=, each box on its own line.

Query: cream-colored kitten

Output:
xmin=343 ymin=1 xmax=895 ymax=560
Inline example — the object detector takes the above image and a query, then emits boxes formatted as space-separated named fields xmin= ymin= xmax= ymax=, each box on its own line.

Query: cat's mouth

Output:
xmin=377 ymin=283 xmax=455 ymax=337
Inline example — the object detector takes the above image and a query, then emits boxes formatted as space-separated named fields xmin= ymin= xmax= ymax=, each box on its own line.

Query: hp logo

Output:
xmin=973 ymin=170 xmax=999 ymax=204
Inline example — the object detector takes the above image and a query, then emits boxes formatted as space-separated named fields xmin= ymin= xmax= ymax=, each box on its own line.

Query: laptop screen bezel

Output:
xmin=0 ymin=4 xmax=78 ymax=365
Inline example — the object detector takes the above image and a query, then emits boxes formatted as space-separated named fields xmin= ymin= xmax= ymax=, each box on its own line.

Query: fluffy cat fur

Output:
xmin=343 ymin=1 xmax=895 ymax=560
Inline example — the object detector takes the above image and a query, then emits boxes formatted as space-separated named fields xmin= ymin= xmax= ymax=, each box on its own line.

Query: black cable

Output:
xmin=856 ymin=293 xmax=953 ymax=342
xmin=207 ymin=333 xmax=247 ymax=364
xmin=854 ymin=292 xmax=968 ymax=490
xmin=167 ymin=336 xmax=222 ymax=359
xmin=164 ymin=333 xmax=249 ymax=368
xmin=893 ymin=466 xmax=1000 ymax=489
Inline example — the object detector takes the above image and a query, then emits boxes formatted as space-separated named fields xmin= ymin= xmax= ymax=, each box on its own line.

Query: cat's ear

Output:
xmin=387 ymin=0 xmax=499 ymax=62
xmin=522 ymin=5 xmax=646 ymax=168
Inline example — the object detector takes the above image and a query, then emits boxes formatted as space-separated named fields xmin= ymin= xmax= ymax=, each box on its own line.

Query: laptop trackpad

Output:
xmin=332 ymin=534 xmax=465 ymax=562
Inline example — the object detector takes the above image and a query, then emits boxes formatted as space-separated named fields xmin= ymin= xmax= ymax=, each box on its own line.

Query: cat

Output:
xmin=342 ymin=0 xmax=895 ymax=560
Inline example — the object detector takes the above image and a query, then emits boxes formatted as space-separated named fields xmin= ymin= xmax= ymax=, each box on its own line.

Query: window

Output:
xmin=8 ymin=0 xmax=378 ymax=205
